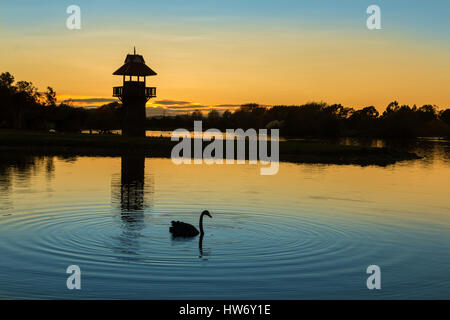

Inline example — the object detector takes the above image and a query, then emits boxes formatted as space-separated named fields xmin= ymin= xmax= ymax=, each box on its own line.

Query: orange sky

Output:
xmin=1 ymin=7 xmax=449 ymax=116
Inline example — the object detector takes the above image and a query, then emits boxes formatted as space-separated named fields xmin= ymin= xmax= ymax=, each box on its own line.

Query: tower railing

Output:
xmin=113 ymin=86 xmax=123 ymax=97
xmin=113 ymin=84 xmax=156 ymax=99
xmin=145 ymin=87 xmax=157 ymax=98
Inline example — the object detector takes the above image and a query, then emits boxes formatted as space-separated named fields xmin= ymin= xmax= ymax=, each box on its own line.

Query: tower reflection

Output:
xmin=120 ymin=154 xmax=145 ymax=212
xmin=111 ymin=154 xmax=153 ymax=260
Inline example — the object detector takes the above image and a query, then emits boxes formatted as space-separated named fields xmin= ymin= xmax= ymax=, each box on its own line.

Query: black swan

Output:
xmin=170 ymin=210 xmax=212 ymax=237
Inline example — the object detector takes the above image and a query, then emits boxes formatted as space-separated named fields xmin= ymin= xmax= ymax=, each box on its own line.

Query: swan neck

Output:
xmin=199 ymin=212 xmax=205 ymax=234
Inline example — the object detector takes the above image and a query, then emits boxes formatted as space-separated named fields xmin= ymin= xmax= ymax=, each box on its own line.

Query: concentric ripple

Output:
xmin=1 ymin=154 xmax=450 ymax=299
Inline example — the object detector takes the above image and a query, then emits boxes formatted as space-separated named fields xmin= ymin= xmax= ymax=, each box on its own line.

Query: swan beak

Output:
xmin=204 ymin=210 xmax=212 ymax=218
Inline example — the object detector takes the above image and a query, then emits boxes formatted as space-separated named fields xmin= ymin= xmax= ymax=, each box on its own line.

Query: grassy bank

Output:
xmin=0 ymin=130 xmax=421 ymax=166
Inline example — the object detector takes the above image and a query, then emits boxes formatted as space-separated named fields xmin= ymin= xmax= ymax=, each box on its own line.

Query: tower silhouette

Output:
xmin=113 ymin=48 xmax=157 ymax=137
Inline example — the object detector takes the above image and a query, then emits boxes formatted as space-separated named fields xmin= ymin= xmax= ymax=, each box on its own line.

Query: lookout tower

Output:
xmin=113 ymin=48 xmax=157 ymax=137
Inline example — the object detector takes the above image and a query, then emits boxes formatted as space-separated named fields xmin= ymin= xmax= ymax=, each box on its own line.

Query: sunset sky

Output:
xmin=1 ymin=0 xmax=449 ymax=115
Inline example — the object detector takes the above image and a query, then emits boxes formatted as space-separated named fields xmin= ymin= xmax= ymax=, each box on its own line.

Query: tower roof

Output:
xmin=113 ymin=50 xmax=157 ymax=76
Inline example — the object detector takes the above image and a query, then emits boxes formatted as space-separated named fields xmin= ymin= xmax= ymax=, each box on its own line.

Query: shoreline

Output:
xmin=0 ymin=129 xmax=421 ymax=166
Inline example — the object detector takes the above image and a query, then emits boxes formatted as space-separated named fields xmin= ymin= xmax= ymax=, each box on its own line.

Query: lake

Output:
xmin=0 ymin=138 xmax=449 ymax=299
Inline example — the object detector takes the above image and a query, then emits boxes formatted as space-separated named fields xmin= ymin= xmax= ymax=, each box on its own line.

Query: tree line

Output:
xmin=148 ymin=104 xmax=450 ymax=138
xmin=0 ymin=72 xmax=121 ymax=133
xmin=1 ymin=72 xmax=449 ymax=138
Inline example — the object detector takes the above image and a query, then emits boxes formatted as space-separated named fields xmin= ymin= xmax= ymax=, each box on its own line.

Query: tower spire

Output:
xmin=134 ymin=46 xmax=136 ymax=55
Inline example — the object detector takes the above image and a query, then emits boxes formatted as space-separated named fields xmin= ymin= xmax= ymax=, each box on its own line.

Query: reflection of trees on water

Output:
xmin=339 ymin=137 xmax=450 ymax=166
xmin=382 ymin=139 xmax=450 ymax=167
xmin=110 ymin=155 xmax=154 ymax=261
xmin=0 ymin=155 xmax=55 ymax=211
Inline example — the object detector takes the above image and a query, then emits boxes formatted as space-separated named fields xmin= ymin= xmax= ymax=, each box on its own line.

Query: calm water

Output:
xmin=0 ymin=139 xmax=449 ymax=299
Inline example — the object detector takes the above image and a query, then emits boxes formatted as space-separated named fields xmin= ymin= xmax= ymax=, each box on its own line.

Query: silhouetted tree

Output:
xmin=44 ymin=87 xmax=57 ymax=107
xmin=1 ymin=71 xmax=449 ymax=138
xmin=440 ymin=109 xmax=450 ymax=126
xmin=191 ymin=110 xmax=203 ymax=121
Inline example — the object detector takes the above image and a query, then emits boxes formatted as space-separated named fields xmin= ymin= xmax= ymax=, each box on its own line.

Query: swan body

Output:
xmin=170 ymin=210 xmax=212 ymax=237
xmin=170 ymin=221 xmax=200 ymax=237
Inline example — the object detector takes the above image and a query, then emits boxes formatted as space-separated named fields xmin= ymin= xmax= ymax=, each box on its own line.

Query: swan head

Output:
xmin=202 ymin=210 xmax=212 ymax=218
